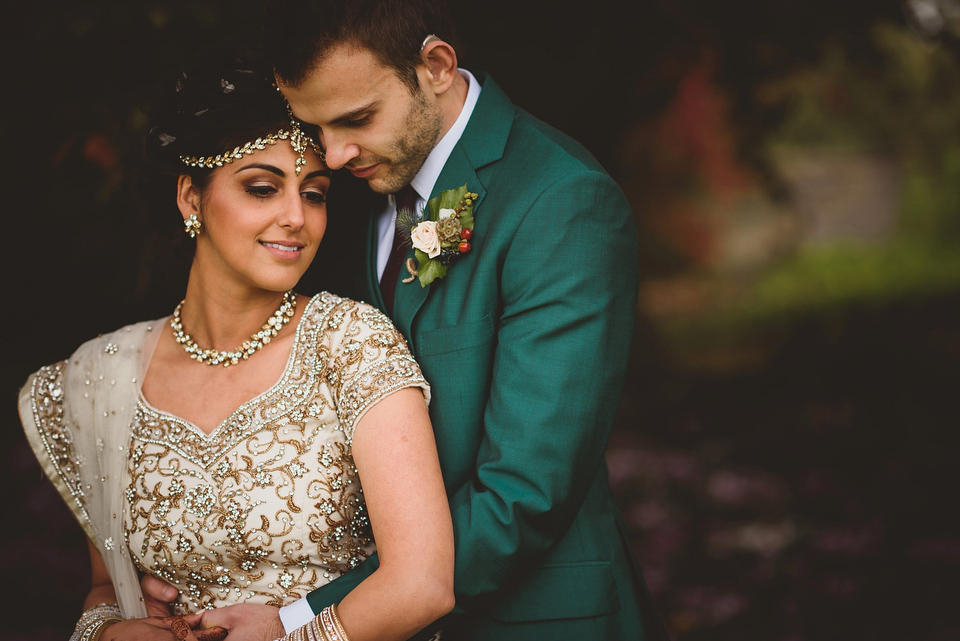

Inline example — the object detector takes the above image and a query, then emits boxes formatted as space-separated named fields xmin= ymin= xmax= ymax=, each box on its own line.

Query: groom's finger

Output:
xmin=142 ymin=574 xmax=179 ymax=617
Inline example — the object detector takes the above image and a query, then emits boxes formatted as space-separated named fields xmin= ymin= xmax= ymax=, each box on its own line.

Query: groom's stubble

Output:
xmin=363 ymin=86 xmax=444 ymax=195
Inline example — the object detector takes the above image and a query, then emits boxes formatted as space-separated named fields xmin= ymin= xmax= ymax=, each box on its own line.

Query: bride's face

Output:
xmin=180 ymin=142 xmax=330 ymax=294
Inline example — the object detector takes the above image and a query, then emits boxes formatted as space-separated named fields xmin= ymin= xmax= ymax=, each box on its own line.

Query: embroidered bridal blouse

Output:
xmin=19 ymin=293 xmax=429 ymax=616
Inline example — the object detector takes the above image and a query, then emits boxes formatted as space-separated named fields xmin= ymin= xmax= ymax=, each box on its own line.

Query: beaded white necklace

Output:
xmin=170 ymin=290 xmax=297 ymax=367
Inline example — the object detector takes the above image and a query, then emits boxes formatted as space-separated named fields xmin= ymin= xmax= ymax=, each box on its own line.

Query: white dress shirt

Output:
xmin=374 ymin=69 xmax=482 ymax=278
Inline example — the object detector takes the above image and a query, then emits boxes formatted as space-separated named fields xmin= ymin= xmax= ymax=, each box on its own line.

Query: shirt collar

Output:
xmin=408 ymin=68 xmax=481 ymax=200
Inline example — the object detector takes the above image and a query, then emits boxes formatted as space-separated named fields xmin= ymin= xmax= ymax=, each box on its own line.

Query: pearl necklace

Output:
xmin=170 ymin=290 xmax=297 ymax=367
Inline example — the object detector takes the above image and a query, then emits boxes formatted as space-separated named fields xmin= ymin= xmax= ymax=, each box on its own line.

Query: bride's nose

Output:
xmin=277 ymin=196 xmax=306 ymax=230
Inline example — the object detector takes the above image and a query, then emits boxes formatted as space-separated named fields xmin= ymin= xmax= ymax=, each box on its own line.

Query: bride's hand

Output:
xmin=199 ymin=603 xmax=286 ymax=641
xmin=99 ymin=615 xmax=226 ymax=641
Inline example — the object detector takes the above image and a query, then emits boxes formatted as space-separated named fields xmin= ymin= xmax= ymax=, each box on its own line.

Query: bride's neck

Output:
xmin=177 ymin=278 xmax=290 ymax=351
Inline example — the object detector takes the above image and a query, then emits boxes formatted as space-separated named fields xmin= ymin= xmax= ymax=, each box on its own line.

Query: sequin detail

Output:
xmin=123 ymin=294 xmax=428 ymax=612
xmin=28 ymin=363 xmax=93 ymax=530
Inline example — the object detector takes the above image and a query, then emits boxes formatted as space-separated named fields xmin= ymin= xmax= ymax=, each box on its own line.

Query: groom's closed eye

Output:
xmin=344 ymin=114 xmax=372 ymax=128
xmin=331 ymin=99 xmax=381 ymax=128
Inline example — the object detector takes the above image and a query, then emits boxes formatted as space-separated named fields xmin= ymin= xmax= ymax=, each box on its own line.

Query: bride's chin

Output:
xmin=251 ymin=264 xmax=312 ymax=292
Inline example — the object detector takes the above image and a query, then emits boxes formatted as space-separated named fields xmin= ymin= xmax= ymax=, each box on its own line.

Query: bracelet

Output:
xmin=69 ymin=603 xmax=123 ymax=641
xmin=317 ymin=604 xmax=350 ymax=641
xmin=330 ymin=604 xmax=350 ymax=641
xmin=276 ymin=604 xmax=351 ymax=641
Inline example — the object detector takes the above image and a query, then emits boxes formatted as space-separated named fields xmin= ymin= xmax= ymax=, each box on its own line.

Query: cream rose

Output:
xmin=438 ymin=208 xmax=456 ymax=219
xmin=410 ymin=220 xmax=441 ymax=258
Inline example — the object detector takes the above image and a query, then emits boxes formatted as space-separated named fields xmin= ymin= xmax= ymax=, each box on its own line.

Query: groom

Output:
xmin=146 ymin=0 xmax=665 ymax=639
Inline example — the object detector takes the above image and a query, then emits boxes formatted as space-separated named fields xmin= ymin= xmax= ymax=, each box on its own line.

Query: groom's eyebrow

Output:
xmin=330 ymin=99 xmax=380 ymax=125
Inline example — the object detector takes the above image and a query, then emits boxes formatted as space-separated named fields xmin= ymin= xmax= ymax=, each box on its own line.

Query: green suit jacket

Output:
xmin=303 ymin=74 xmax=664 ymax=640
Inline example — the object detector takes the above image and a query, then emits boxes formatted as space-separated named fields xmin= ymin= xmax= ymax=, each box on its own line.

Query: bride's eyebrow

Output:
xmin=235 ymin=163 xmax=284 ymax=176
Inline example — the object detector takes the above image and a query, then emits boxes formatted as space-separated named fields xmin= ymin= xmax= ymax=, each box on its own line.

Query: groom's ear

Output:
xmin=419 ymin=39 xmax=458 ymax=96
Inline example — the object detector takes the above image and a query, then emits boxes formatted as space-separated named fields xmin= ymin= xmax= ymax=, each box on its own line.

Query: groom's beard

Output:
xmin=359 ymin=88 xmax=444 ymax=194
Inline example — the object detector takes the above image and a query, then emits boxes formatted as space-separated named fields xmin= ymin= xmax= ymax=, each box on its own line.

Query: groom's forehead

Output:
xmin=280 ymin=47 xmax=412 ymax=124
xmin=303 ymin=43 xmax=402 ymax=91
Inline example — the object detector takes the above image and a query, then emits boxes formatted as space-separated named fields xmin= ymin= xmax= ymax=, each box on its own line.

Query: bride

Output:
xmin=18 ymin=63 xmax=453 ymax=641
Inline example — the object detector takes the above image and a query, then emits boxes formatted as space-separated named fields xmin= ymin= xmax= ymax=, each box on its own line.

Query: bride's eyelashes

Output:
xmin=301 ymin=190 xmax=326 ymax=204
xmin=244 ymin=184 xmax=327 ymax=205
xmin=245 ymin=184 xmax=278 ymax=198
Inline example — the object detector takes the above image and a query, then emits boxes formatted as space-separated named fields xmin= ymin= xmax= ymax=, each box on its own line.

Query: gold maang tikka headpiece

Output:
xmin=180 ymin=93 xmax=323 ymax=175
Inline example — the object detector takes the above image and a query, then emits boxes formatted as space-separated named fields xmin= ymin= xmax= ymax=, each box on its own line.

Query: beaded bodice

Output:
xmin=24 ymin=293 xmax=427 ymax=614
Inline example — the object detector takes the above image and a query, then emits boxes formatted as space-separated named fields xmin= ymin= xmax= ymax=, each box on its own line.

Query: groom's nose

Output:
xmin=320 ymin=132 xmax=361 ymax=170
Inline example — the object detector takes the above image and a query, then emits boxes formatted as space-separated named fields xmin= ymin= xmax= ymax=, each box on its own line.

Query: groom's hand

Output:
xmin=199 ymin=604 xmax=286 ymax=641
xmin=141 ymin=574 xmax=179 ymax=618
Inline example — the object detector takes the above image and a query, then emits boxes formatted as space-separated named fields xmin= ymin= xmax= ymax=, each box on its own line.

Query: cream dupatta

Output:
xmin=19 ymin=319 xmax=165 ymax=618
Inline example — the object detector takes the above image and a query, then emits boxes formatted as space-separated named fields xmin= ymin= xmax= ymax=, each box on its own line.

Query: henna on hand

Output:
xmin=195 ymin=627 xmax=229 ymax=641
xmin=171 ymin=617 xmax=192 ymax=641
xmin=165 ymin=615 xmax=227 ymax=641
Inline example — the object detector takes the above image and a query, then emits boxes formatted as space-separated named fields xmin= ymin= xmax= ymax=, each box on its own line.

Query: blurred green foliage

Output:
xmin=660 ymin=21 xmax=960 ymax=349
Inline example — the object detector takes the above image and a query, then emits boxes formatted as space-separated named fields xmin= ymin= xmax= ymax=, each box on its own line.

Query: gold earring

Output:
xmin=184 ymin=214 xmax=202 ymax=238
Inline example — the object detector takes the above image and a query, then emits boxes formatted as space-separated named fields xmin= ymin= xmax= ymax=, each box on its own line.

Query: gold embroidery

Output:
xmin=123 ymin=294 xmax=427 ymax=612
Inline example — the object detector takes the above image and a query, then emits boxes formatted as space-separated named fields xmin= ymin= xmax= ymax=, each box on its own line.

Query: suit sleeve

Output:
xmin=445 ymin=168 xmax=639 ymax=610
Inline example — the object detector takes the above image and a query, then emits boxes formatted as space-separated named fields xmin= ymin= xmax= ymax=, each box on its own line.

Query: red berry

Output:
xmin=460 ymin=228 xmax=473 ymax=240
xmin=458 ymin=241 xmax=471 ymax=254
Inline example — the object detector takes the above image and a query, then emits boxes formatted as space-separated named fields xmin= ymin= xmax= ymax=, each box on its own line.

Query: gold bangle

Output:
xmin=70 ymin=603 xmax=123 ymax=641
xmin=318 ymin=606 xmax=338 ymax=641
xmin=305 ymin=617 xmax=319 ymax=641
xmin=330 ymin=603 xmax=350 ymax=641
xmin=89 ymin=617 xmax=121 ymax=641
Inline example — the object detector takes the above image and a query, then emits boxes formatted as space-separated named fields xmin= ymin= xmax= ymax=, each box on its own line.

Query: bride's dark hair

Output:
xmin=143 ymin=60 xmax=299 ymax=190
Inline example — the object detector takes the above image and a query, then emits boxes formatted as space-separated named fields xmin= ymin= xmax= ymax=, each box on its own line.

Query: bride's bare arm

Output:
xmin=334 ymin=386 xmax=455 ymax=640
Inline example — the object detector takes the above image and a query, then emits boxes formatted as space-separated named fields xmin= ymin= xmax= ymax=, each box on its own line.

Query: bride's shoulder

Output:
xmin=24 ymin=317 xmax=167 ymax=384
xmin=306 ymin=292 xmax=392 ymax=323
xmin=69 ymin=317 xmax=167 ymax=363
xmin=302 ymin=293 xmax=400 ymax=342
xmin=20 ymin=316 xmax=165 ymax=419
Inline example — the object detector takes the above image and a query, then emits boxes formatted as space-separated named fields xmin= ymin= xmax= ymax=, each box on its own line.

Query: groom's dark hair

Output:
xmin=263 ymin=0 xmax=457 ymax=93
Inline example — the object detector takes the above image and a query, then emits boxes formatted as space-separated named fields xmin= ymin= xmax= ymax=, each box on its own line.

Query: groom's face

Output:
xmin=279 ymin=44 xmax=444 ymax=194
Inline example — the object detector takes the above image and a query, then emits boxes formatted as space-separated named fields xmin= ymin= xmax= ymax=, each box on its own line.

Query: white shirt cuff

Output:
xmin=279 ymin=597 xmax=316 ymax=634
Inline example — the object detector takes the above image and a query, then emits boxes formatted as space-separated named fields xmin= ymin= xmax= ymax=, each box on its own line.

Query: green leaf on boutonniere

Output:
xmin=457 ymin=204 xmax=474 ymax=230
xmin=415 ymin=248 xmax=448 ymax=287
xmin=405 ymin=183 xmax=477 ymax=287
xmin=427 ymin=184 xmax=468 ymax=220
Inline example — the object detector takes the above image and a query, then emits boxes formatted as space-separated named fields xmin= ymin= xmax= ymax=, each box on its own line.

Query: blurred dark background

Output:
xmin=3 ymin=1 xmax=959 ymax=639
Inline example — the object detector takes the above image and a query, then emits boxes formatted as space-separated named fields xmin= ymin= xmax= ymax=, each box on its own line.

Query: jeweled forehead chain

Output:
xmin=179 ymin=88 xmax=323 ymax=175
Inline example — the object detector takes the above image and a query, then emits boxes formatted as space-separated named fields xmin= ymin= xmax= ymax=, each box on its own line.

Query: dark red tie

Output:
xmin=380 ymin=185 xmax=418 ymax=314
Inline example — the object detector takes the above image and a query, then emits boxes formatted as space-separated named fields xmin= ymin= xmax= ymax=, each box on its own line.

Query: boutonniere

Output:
xmin=396 ymin=184 xmax=477 ymax=287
